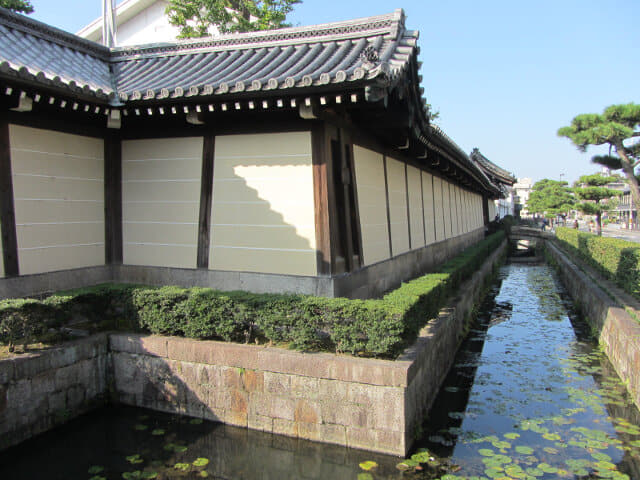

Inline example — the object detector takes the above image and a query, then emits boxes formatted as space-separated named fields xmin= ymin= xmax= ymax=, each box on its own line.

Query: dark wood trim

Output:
xmin=383 ymin=155 xmax=393 ymax=257
xmin=104 ymin=132 xmax=123 ymax=265
xmin=420 ymin=170 xmax=427 ymax=245
xmin=197 ymin=135 xmax=215 ymax=269
xmin=482 ymin=194 xmax=490 ymax=226
xmin=337 ymin=129 xmax=355 ymax=272
xmin=343 ymin=130 xmax=363 ymax=270
xmin=0 ymin=117 xmax=19 ymax=276
xmin=404 ymin=161 xmax=412 ymax=250
xmin=312 ymin=123 xmax=334 ymax=276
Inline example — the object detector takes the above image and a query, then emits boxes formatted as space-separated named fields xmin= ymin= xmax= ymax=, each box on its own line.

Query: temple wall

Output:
xmin=421 ymin=172 xmax=436 ymax=245
xmin=386 ymin=158 xmax=410 ymax=256
xmin=407 ymin=165 xmax=425 ymax=249
xmin=209 ymin=132 xmax=317 ymax=277
xmin=352 ymin=146 xmax=390 ymax=266
xmin=122 ymin=137 xmax=202 ymax=269
xmin=9 ymin=125 xmax=105 ymax=275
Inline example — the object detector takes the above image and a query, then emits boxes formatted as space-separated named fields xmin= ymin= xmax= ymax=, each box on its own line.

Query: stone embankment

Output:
xmin=0 ymin=241 xmax=507 ymax=456
xmin=545 ymin=241 xmax=640 ymax=410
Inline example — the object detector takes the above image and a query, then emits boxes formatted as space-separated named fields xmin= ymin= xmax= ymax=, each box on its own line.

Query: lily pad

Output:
xmin=189 ymin=418 xmax=204 ymax=425
xmin=88 ymin=466 xmax=105 ymax=474
xmin=504 ymin=433 xmax=520 ymax=440
xmin=358 ymin=461 xmax=378 ymax=471
xmin=515 ymin=446 xmax=534 ymax=455
xmin=478 ymin=449 xmax=495 ymax=457
xmin=151 ymin=429 xmax=165 ymax=436
xmin=126 ymin=454 xmax=144 ymax=465
xmin=193 ymin=458 xmax=210 ymax=467
xmin=174 ymin=463 xmax=191 ymax=472
xmin=133 ymin=424 xmax=148 ymax=431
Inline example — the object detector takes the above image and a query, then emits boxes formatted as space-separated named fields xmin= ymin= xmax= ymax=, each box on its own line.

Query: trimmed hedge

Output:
xmin=556 ymin=227 xmax=640 ymax=299
xmin=0 ymin=232 xmax=505 ymax=358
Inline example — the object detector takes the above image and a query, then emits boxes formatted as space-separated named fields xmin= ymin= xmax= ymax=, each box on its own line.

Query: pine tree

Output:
xmin=558 ymin=103 xmax=640 ymax=210
xmin=573 ymin=174 xmax=621 ymax=235
xmin=166 ymin=0 xmax=302 ymax=38
xmin=0 ymin=0 xmax=34 ymax=13
xmin=527 ymin=179 xmax=575 ymax=221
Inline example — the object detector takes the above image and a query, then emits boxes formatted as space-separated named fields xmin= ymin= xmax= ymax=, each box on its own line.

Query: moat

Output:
xmin=0 ymin=263 xmax=638 ymax=479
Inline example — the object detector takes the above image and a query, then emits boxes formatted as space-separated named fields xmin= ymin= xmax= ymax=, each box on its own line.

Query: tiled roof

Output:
xmin=0 ymin=8 xmax=113 ymax=100
xmin=470 ymin=148 xmax=516 ymax=186
xmin=0 ymin=7 xmax=420 ymax=105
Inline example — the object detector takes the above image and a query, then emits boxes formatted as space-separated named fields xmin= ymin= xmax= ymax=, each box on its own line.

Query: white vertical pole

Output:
xmin=102 ymin=0 xmax=117 ymax=47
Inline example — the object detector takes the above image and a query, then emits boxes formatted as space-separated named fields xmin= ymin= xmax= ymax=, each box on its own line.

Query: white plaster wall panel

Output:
xmin=353 ymin=146 xmax=390 ymax=266
xmin=421 ymin=172 xmax=436 ymax=245
xmin=442 ymin=181 xmax=452 ymax=239
xmin=9 ymin=125 xmax=104 ymax=275
xmin=451 ymin=185 xmax=460 ymax=237
xmin=122 ymin=137 xmax=202 ymax=269
xmin=407 ymin=165 xmax=425 ymax=249
xmin=210 ymin=132 xmax=317 ymax=277
xmin=433 ymin=176 xmax=445 ymax=242
xmin=386 ymin=158 xmax=410 ymax=256
xmin=463 ymin=190 xmax=470 ymax=233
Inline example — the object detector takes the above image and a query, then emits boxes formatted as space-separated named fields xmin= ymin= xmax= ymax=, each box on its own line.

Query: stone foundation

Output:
xmin=0 ymin=334 xmax=108 ymax=450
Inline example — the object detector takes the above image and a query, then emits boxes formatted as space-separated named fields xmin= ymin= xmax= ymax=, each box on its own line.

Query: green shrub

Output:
xmin=0 ymin=232 xmax=505 ymax=358
xmin=556 ymin=227 xmax=640 ymax=298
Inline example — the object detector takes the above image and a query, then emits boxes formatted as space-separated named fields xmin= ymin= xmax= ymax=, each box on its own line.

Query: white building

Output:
xmin=513 ymin=178 xmax=533 ymax=217
xmin=77 ymin=0 xmax=182 ymax=46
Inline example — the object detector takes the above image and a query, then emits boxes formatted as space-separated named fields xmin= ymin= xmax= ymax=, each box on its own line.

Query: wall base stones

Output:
xmin=0 ymin=240 xmax=507 ymax=456
xmin=0 ymin=334 xmax=109 ymax=450
xmin=545 ymin=241 xmax=640 ymax=410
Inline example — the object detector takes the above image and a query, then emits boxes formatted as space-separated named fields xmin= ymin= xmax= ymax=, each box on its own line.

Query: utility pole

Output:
xmin=102 ymin=0 xmax=117 ymax=47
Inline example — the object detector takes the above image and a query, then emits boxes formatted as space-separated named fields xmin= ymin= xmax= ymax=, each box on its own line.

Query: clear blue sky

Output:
xmin=29 ymin=0 xmax=639 ymax=185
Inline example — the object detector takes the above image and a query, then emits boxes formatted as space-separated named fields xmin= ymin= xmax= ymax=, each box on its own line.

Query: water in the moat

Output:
xmin=0 ymin=263 xmax=639 ymax=480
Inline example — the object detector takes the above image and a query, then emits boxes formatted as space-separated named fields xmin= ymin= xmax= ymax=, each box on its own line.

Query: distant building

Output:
xmin=512 ymin=178 xmax=533 ymax=217
xmin=77 ymin=0 xmax=182 ymax=46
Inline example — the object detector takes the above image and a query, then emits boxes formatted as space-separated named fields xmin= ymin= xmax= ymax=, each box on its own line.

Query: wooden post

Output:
xmin=311 ymin=123 xmax=333 ymax=276
xmin=104 ymin=132 xmax=123 ymax=264
xmin=0 ymin=115 xmax=19 ymax=276
xmin=197 ymin=135 xmax=215 ymax=269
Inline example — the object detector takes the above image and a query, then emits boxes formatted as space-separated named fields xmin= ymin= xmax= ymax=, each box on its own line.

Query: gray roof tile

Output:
xmin=0 ymin=7 xmax=419 ymax=104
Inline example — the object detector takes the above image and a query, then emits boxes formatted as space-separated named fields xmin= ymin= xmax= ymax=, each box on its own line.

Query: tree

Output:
xmin=573 ymin=174 xmax=621 ymax=235
xmin=526 ymin=179 xmax=575 ymax=219
xmin=558 ymin=103 xmax=640 ymax=210
xmin=166 ymin=0 xmax=301 ymax=38
xmin=0 ymin=0 xmax=34 ymax=13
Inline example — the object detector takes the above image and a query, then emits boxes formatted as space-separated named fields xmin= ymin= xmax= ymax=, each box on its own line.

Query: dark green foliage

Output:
xmin=527 ymin=179 xmax=575 ymax=216
xmin=556 ymin=227 xmax=640 ymax=298
xmin=0 ymin=0 xmax=34 ymax=13
xmin=166 ymin=0 xmax=301 ymax=37
xmin=0 ymin=232 xmax=505 ymax=358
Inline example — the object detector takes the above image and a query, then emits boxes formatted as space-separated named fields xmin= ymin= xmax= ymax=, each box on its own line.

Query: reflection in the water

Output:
xmin=414 ymin=264 xmax=639 ymax=480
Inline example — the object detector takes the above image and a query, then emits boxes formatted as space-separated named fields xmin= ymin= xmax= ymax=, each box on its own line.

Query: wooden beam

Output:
xmin=0 ymin=115 xmax=19 ymax=276
xmin=311 ymin=123 xmax=333 ymax=276
xmin=343 ymin=130 xmax=363 ymax=269
xmin=197 ymin=135 xmax=215 ymax=269
xmin=104 ymin=132 xmax=123 ymax=264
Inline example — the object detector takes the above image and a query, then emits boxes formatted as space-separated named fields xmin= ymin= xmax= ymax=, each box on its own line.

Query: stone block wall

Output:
xmin=0 ymin=334 xmax=108 ymax=450
xmin=109 ymin=334 xmax=409 ymax=455
xmin=545 ymin=241 xmax=640 ymax=410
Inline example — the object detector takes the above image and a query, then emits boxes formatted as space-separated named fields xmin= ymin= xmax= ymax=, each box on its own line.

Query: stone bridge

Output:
xmin=508 ymin=226 xmax=554 ymax=257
